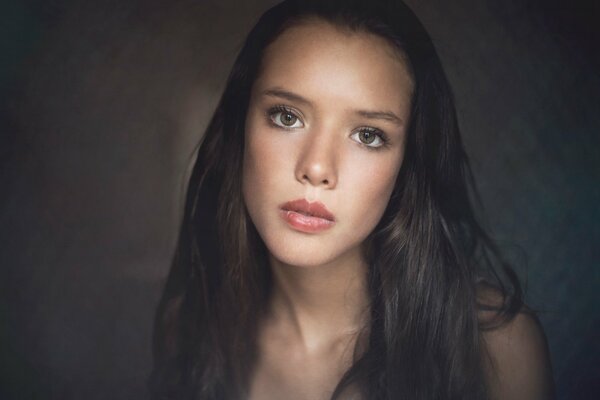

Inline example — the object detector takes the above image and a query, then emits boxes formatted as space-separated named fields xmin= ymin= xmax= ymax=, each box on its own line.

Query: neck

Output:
xmin=266 ymin=247 xmax=370 ymax=352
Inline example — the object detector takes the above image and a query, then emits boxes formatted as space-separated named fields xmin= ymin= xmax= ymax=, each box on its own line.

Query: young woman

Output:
xmin=151 ymin=1 xmax=555 ymax=399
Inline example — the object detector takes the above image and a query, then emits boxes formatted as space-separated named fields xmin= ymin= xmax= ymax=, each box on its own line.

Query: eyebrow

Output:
xmin=353 ymin=109 xmax=404 ymax=127
xmin=262 ymin=87 xmax=404 ymax=127
xmin=263 ymin=87 xmax=311 ymax=106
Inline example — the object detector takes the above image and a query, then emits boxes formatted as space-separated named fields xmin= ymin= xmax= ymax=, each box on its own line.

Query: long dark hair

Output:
xmin=150 ymin=1 xmax=523 ymax=399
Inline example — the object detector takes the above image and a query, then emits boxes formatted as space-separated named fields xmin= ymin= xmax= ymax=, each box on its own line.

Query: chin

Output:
xmin=264 ymin=235 xmax=357 ymax=269
xmin=269 ymin=250 xmax=337 ymax=269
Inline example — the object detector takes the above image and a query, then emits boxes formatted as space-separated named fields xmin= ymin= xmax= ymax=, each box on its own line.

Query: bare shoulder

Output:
xmin=477 ymin=286 xmax=556 ymax=400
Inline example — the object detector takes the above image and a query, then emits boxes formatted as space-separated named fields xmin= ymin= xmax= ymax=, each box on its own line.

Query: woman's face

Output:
xmin=242 ymin=20 xmax=413 ymax=268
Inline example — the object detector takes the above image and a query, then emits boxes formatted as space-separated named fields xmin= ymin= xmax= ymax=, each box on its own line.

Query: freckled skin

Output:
xmin=242 ymin=20 xmax=413 ymax=269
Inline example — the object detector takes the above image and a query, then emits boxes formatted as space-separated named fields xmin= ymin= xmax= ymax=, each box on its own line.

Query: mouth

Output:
xmin=279 ymin=199 xmax=336 ymax=233
xmin=279 ymin=199 xmax=336 ymax=221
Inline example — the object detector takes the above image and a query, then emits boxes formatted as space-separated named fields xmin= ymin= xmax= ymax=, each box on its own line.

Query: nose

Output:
xmin=294 ymin=127 xmax=338 ymax=189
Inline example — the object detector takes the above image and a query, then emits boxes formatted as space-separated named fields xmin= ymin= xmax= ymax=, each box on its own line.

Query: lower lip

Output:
xmin=279 ymin=210 xmax=335 ymax=233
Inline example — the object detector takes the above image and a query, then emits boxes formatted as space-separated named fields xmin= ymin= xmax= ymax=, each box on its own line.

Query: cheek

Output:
xmin=242 ymin=134 xmax=264 ymax=213
xmin=242 ymin=123 xmax=288 ymax=215
xmin=342 ymin=153 xmax=402 ymax=231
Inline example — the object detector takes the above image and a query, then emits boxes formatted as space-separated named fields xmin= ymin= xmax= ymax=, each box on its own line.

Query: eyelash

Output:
xmin=354 ymin=126 xmax=391 ymax=151
xmin=267 ymin=105 xmax=303 ymax=130
xmin=265 ymin=105 xmax=391 ymax=151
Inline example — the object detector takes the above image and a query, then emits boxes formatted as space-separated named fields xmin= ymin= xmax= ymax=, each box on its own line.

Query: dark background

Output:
xmin=1 ymin=0 xmax=598 ymax=399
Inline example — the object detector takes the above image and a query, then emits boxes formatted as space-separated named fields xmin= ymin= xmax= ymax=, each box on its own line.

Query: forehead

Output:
xmin=252 ymin=19 xmax=414 ymax=111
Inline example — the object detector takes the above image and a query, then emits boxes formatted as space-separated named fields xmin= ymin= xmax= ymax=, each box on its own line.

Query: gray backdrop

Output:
xmin=1 ymin=0 xmax=598 ymax=399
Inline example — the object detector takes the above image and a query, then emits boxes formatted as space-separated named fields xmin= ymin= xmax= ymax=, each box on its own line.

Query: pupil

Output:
xmin=282 ymin=113 xmax=295 ymax=126
xmin=360 ymin=131 xmax=375 ymax=144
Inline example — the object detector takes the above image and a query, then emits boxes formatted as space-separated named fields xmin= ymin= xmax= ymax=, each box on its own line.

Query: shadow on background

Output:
xmin=1 ymin=0 xmax=598 ymax=399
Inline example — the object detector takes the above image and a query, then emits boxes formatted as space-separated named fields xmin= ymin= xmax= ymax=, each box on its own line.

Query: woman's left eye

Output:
xmin=268 ymin=107 xmax=304 ymax=129
xmin=350 ymin=128 xmax=389 ymax=149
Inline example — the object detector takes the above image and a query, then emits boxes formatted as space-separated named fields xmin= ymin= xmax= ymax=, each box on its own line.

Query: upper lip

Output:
xmin=280 ymin=199 xmax=336 ymax=222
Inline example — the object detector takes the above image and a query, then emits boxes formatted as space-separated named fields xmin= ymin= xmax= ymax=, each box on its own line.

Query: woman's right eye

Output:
xmin=268 ymin=106 xmax=304 ymax=129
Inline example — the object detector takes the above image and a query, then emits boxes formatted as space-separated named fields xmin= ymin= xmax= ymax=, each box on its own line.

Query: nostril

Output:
xmin=299 ymin=173 xmax=334 ymax=187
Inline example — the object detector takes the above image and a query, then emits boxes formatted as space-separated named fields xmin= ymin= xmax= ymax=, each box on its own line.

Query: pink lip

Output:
xmin=279 ymin=199 xmax=336 ymax=233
